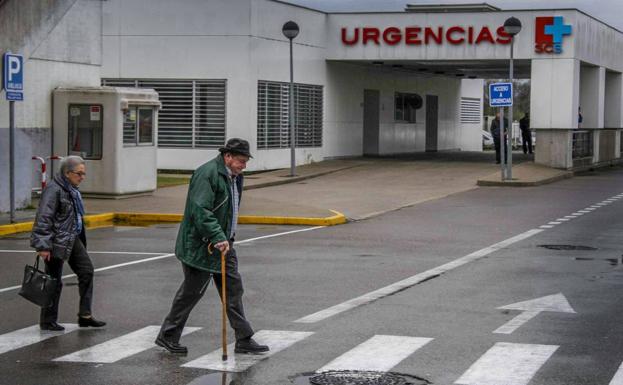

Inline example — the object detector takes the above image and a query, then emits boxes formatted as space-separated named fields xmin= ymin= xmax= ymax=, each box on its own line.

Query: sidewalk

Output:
xmin=0 ymin=152 xmax=574 ymax=231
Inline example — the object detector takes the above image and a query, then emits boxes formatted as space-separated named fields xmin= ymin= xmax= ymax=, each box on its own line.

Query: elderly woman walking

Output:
xmin=30 ymin=156 xmax=106 ymax=331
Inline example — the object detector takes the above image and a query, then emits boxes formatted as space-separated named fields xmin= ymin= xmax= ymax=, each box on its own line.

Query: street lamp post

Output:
xmin=503 ymin=17 xmax=522 ymax=180
xmin=282 ymin=21 xmax=299 ymax=177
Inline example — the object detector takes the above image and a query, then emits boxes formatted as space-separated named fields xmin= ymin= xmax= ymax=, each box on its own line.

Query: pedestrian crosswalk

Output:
xmin=182 ymin=330 xmax=314 ymax=372
xmin=316 ymin=335 xmax=432 ymax=373
xmin=54 ymin=326 xmax=201 ymax=363
xmin=454 ymin=342 xmax=559 ymax=385
xmin=0 ymin=324 xmax=619 ymax=384
xmin=0 ymin=323 xmax=80 ymax=355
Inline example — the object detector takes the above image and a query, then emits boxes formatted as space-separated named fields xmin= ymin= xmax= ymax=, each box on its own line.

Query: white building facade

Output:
xmin=3 ymin=0 xmax=623 ymax=210
xmin=101 ymin=0 xmax=487 ymax=171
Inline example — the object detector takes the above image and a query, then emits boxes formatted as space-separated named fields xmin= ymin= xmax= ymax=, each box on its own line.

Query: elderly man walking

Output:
xmin=30 ymin=156 xmax=106 ymax=331
xmin=155 ymin=138 xmax=269 ymax=355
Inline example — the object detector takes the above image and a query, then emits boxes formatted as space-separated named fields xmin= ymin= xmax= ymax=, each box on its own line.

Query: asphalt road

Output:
xmin=1 ymin=167 xmax=623 ymax=385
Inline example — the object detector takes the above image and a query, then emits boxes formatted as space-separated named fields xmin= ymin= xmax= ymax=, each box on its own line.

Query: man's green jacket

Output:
xmin=175 ymin=154 xmax=242 ymax=273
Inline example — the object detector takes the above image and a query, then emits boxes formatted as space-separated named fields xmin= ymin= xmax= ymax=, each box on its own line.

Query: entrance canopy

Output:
xmin=325 ymin=8 xmax=623 ymax=169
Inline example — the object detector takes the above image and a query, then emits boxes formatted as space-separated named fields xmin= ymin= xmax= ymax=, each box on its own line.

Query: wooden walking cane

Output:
xmin=220 ymin=247 xmax=228 ymax=361
xmin=209 ymin=243 xmax=228 ymax=361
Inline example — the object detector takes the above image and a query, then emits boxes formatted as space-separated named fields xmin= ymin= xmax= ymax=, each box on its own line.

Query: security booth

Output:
xmin=53 ymin=87 xmax=161 ymax=197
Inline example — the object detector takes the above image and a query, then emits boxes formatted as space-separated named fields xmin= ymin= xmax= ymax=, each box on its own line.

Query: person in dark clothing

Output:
xmin=490 ymin=112 xmax=509 ymax=164
xmin=30 ymin=156 xmax=106 ymax=331
xmin=156 ymin=138 xmax=269 ymax=355
xmin=519 ymin=112 xmax=532 ymax=154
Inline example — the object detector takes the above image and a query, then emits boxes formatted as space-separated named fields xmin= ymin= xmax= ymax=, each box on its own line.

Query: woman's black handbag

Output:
xmin=18 ymin=256 xmax=57 ymax=308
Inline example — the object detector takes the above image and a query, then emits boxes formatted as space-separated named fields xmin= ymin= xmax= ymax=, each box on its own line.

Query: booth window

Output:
xmin=68 ymin=104 xmax=103 ymax=160
xmin=257 ymin=80 xmax=323 ymax=149
xmin=123 ymin=106 xmax=154 ymax=146
xmin=102 ymin=79 xmax=226 ymax=148
xmin=395 ymin=92 xmax=423 ymax=123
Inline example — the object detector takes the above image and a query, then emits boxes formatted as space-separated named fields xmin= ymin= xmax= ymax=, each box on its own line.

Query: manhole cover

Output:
xmin=307 ymin=371 xmax=429 ymax=385
xmin=538 ymin=244 xmax=597 ymax=251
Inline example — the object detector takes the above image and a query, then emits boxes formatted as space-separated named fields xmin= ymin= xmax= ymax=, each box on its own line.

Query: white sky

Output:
xmin=282 ymin=0 xmax=623 ymax=31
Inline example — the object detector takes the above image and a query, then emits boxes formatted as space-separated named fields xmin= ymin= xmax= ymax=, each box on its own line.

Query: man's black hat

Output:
xmin=219 ymin=138 xmax=253 ymax=158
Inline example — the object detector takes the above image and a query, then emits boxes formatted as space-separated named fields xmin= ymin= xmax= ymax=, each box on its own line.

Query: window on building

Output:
xmin=102 ymin=79 xmax=226 ymax=148
xmin=123 ymin=106 xmax=155 ymax=146
xmin=68 ymin=104 xmax=103 ymax=160
xmin=395 ymin=92 xmax=423 ymax=123
xmin=257 ymin=80 xmax=323 ymax=149
xmin=460 ymin=97 xmax=481 ymax=124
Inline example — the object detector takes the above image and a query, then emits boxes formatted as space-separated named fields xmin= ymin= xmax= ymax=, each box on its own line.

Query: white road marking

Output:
xmin=548 ymin=222 xmax=561 ymax=225
xmin=54 ymin=326 xmax=200 ymax=363
xmin=0 ymin=324 xmax=80 ymax=355
xmin=295 ymin=229 xmax=543 ymax=323
xmin=317 ymin=335 xmax=432 ymax=373
xmin=0 ymin=255 xmax=175 ymax=294
xmin=609 ymin=362 xmax=623 ymax=385
xmin=236 ymin=226 xmax=325 ymax=244
xmin=556 ymin=218 xmax=570 ymax=222
xmin=454 ymin=342 xmax=558 ymax=385
xmin=182 ymin=330 xmax=313 ymax=372
xmin=0 ymin=250 xmax=166 ymax=255
xmin=493 ymin=310 xmax=541 ymax=334
xmin=0 ymin=226 xmax=325 ymax=294
xmin=493 ymin=293 xmax=576 ymax=334
xmin=539 ymin=225 xmax=554 ymax=229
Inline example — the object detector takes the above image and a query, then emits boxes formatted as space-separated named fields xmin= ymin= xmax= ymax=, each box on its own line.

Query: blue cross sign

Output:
xmin=545 ymin=16 xmax=572 ymax=44
xmin=3 ymin=53 xmax=24 ymax=101
xmin=489 ymin=82 xmax=513 ymax=107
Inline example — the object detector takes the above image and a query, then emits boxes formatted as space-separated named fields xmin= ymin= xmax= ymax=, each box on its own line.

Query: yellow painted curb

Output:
xmin=238 ymin=210 xmax=347 ymax=226
xmin=0 ymin=221 xmax=33 ymax=236
xmin=0 ymin=210 xmax=347 ymax=237
xmin=114 ymin=213 xmax=183 ymax=223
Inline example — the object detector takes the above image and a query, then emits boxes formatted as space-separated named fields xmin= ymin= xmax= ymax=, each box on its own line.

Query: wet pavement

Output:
xmin=2 ymin=159 xmax=623 ymax=385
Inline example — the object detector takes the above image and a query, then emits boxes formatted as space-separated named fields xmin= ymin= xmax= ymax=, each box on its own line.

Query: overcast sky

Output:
xmin=282 ymin=0 xmax=623 ymax=31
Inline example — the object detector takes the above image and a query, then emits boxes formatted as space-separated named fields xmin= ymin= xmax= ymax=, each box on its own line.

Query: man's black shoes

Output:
xmin=235 ymin=337 xmax=269 ymax=354
xmin=40 ymin=322 xmax=65 ymax=331
xmin=155 ymin=337 xmax=188 ymax=354
xmin=78 ymin=316 xmax=106 ymax=328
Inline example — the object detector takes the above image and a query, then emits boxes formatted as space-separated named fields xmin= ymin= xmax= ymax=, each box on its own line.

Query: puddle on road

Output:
xmin=573 ymin=256 xmax=622 ymax=266
xmin=538 ymin=244 xmax=598 ymax=251
xmin=187 ymin=372 xmax=246 ymax=385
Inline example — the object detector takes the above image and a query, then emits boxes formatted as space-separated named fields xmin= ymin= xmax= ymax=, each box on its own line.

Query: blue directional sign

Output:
xmin=3 ymin=53 xmax=24 ymax=101
xmin=489 ymin=82 xmax=512 ymax=107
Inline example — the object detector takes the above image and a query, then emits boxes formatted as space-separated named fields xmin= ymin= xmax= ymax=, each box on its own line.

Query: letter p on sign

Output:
xmin=3 ymin=53 xmax=24 ymax=92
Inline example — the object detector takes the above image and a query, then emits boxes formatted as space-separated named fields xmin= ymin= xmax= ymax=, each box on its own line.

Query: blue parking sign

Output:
xmin=489 ymin=82 xmax=512 ymax=107
xmin=3 ymin=53 xmax=24 ymax=101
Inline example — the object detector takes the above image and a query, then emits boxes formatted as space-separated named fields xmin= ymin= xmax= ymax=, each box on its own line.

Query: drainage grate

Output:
xmin=538 ymin=245 xmax=597 ymax=251
xmin=308 ymin=371 xmax=429 ymax=385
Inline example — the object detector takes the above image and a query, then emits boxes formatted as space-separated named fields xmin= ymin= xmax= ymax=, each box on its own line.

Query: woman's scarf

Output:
xmin=59 ymin=173 xmax=85 ymax=233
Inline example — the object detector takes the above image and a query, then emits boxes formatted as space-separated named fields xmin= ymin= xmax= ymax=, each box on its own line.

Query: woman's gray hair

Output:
xmin=60 ymin=155 xmax=85 ymax=174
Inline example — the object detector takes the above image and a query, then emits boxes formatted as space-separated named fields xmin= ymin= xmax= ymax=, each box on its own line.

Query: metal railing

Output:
xmin=572 ymin=130 xmax=593 ymax=159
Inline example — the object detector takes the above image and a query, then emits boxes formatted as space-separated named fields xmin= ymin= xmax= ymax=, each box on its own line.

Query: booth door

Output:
xmin=363 ymin=89 xmax=380 ymax=156
xmin=426 ymin=95 xmax=438 ymax=152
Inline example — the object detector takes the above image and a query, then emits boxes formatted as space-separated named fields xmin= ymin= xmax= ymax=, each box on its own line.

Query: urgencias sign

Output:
xmin=341 ymin=26 xmax=512 ymax=46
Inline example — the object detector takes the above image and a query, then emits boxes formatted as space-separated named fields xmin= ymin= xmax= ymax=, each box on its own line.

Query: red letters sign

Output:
xmin=341 ymin=25 xmax=511 ymax=46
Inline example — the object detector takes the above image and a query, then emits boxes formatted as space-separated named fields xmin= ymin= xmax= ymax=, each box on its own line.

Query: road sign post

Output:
xmin=489 ymin=82 xmax=513 ymax=180
xmin=3 ymin=53 xmax=24 ymax=223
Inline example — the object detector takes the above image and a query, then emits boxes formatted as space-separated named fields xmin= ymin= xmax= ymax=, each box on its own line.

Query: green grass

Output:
xmin=157 ymin=175 xmax=191 ymax=188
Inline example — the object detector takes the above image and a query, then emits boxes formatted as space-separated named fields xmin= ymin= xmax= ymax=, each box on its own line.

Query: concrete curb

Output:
xmin=243 ymin=165 xmax=363 ymax=190
xmin=476 ymin=172 xmax=573 ymax=187
xmin=0 ymin=210 xmax=347 ymax=236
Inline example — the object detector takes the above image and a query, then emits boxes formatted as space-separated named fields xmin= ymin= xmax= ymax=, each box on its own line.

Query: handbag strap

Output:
xmin=34 ymin=254 xmax=42 ymax=270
